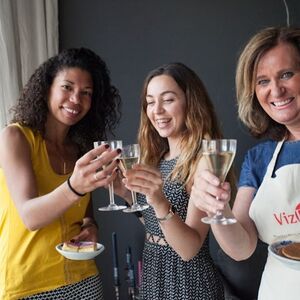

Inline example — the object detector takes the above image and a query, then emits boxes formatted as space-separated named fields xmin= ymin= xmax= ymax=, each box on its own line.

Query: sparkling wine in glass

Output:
xmin=120 ymin=144 xmax=149 ymax=213
xmin=93 ymin=140 xmax=126 ymax=211
xmin=201 ymin=139 xmax=237 ymax=225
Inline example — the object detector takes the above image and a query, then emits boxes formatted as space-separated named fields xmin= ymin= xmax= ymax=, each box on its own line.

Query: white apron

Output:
xmin=249 ymin=140 xmax=300 ymax=300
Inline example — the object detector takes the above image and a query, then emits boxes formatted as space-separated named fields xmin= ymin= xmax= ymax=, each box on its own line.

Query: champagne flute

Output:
xmin=120 ymin=144 xmax=149 ymax=213
xmin=201 ymin=139 xmax=237 ymax=225
xmin=93 ymin=140 xmax=127 ymax=211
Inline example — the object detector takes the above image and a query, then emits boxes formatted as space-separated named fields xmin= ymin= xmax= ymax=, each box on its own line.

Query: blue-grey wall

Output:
xmin=58 ymin=1 xmax=300 ymax=299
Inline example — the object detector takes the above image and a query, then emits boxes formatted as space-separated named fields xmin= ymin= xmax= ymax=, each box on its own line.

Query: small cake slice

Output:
xmin=282 ymin=242 xmax=300 ymax=260
xmin=62 ymin=241 xmax=97 ymax=252
xmin=62 ymin=241 xmax=80 ymax=252
xmin=78 ymin=241 xmax=97 ymax=252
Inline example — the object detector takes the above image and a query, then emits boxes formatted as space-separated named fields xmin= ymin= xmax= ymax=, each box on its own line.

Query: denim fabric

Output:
xmin=239 ymin=139 xmax=300 ymax=190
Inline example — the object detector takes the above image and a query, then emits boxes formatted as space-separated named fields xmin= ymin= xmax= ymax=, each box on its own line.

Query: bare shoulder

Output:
xmin=0 ymin=125 xmax=30 ymax=166
xmin=0 ymin=125 xmax=29 ymax=147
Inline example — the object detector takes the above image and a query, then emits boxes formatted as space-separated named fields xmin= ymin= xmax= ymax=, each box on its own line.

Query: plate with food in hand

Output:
xmin=268 ymin=240 xmax=300 ymax=270
xmin=56 ymin=241 xmax=105 ymax=260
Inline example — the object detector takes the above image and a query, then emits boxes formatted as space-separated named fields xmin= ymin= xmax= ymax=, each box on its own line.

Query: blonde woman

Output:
xmin=193 ymin=26 xmax=300 ymax=299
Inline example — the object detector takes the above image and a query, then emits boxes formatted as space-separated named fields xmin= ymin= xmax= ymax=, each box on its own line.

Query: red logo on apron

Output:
xmin=273 ymin=203 xmax=300 ymax=225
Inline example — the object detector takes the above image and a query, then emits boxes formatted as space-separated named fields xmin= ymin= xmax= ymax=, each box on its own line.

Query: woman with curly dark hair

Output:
xmin=0 ymin=48 xmax=121 ymax=299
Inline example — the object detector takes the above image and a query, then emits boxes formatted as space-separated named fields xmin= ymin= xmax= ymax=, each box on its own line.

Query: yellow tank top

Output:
xmin=0 ymin=124 xmax=98 ymax=300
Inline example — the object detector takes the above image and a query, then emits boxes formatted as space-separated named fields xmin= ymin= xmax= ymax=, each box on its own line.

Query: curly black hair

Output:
xmin=10 ymin=48 xmax=121 ymax=153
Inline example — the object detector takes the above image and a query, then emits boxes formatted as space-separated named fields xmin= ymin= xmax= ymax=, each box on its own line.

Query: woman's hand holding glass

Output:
xmin=93 ymin=140 xmax=126 ymax=211
xmin=120 ymin=144 xmax=149 ymax=212
xmin=68 ymin=144 xmax=120 ymax=197
xmin=110 ymin=168 xmax=133 ymax=204
xmin=199 ymin=139 xmax=236 ymax=225
xmin=192 ymin=168 xmax=233 ymax=223
xmin=123 ymin=163 xmax=165 ymax=208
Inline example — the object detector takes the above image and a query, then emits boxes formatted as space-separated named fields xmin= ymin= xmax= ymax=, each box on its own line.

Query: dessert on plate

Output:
xmin=62 ymin=241 xmax=97 ymax=252
xmin=281 ymin=242 xmax=300 ymax=260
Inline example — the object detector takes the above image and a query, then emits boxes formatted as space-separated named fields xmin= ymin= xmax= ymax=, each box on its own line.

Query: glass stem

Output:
xmin=215 ymin=210 xmax=223 ymax=218
xmin=131 ymin=191 xmax=138 ymax=206
xmin=108 ymin=183 xmax=115 ymax=205
xmin=215 ymin=196 xmax=223 ymax=219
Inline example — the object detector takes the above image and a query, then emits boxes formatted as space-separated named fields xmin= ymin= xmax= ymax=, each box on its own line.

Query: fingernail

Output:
xmin=104 ymin=144 xmax=109 ymax=149
xmin=117 ymin=149 xmax=122 ymax=154
xmin=116 ymin=159 xmax=120 ymax=163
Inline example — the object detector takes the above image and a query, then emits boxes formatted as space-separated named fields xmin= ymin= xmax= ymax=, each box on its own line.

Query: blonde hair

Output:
xmin=138 ymin=62 xmax=223 ymax=185
xmin=236 ymin=26 xmax=300 ymax=140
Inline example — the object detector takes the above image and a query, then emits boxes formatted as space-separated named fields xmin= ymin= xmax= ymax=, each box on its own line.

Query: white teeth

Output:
xmin=64 ymin=107 xmax=79 ymax=114
xmin=156 ymin=119 xmax=170 ymax=124
xmin=272 ymin=98 xmax=293 ymax=107
xmin=155 ymin=118 xmax=171 ymax=129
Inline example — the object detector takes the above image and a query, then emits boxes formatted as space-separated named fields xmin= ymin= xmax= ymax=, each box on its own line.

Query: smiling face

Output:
xmin=145 ymin=74 xmax=187 ymax=143
xmin=255 ymin=42 xmax=300 ymax=137
xmin=47 ymin=67 xmax=93 ymax=127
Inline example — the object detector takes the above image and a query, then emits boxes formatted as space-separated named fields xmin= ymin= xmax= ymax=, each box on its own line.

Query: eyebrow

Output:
xmin=255 ymin=75 xmax=267 ymax=81
xmin=62 ymin=79 xmax=93 ymax=89
xmin=146 ymin=90 xmax=177 ymax=98
xmin=256 ymin=67 xmax=296 ymax=79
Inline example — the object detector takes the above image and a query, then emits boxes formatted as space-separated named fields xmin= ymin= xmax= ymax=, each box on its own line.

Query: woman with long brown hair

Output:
xmin=119 ymin=62 xmax=231 ymax=299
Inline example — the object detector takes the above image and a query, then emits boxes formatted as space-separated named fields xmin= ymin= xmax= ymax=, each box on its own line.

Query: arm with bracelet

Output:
xmin=123 ymin=162 xmax=209 ymax=261
xmin=122 ymin=61 xmax=226 ymax=299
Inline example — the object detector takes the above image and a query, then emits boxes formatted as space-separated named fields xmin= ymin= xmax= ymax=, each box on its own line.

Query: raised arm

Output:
xmin=191 ymin=166 xmax=258 ymax=260
xmin=123 ymin=161 xmax=210 ymax=261
xmin=0 ymin=126 xmax=119 ymax=231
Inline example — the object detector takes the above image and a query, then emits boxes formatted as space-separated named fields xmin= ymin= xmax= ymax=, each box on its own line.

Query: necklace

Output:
xmin=45 ymin=140 xmax=70 ymax=175
xmin=62 ymin=160 xmax=67 ymax=175
xmin=54 ymin=149 xmax=68 ymax=175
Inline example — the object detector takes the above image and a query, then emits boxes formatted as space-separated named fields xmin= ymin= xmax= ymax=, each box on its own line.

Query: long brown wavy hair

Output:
xmin=138 ymin=62 xmax=227 ymax=186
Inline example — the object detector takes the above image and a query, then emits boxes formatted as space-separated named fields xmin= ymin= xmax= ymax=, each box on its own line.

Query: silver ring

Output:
xmin=94 ymin=172 xmax=99 ymax=181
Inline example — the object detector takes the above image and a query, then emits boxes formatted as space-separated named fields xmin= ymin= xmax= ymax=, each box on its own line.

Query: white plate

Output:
xmin=56 ymin=243 xmax=105 ymax=260
xmin=268 ymin=240 xmax=300 ymax=270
